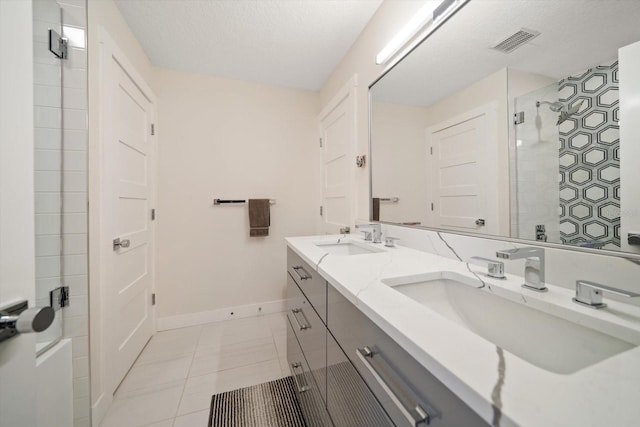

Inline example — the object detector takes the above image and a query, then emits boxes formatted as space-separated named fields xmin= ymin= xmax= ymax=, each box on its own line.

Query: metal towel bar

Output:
xmin=213 ymin=198 xmax=276 ymax=205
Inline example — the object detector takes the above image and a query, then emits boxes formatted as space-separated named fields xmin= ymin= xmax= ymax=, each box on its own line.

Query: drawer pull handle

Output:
xmin=290 ymin=362 xmax=310 ymax=393
xmin=291 ymin=265 xmax=312 ymax=281
xmin=291 ymin=308 xmax=311 ymax=331
xmin=358 ymin=346 xmax=435 ymax=426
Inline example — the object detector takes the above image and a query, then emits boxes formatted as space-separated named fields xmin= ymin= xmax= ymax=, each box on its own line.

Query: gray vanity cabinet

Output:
xmin=327 ymin=285 xmax=489 ymax=427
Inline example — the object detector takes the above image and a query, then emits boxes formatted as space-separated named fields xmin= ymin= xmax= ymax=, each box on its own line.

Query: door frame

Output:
xmin=426 ymin=102 xmax=499 ymax=234
xmin=318 ymin=75 xmax=358 ymax=233
xmin=89 ymin=27 xmax=158 ymax=424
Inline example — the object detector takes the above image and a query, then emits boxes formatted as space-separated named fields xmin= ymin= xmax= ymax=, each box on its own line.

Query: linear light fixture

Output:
xmin=375 ymin=0 xmax=468 ymax=66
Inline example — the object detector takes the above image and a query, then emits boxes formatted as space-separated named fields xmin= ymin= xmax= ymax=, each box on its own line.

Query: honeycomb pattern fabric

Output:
xmin=558 ymin=60 xmax=620 ymax=248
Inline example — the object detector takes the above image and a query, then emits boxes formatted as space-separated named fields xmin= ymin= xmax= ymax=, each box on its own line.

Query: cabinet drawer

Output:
xmin=328 ymin=285 xmax=488 ymax=427
xmin=286 ymin=317 xmax=331 ymax=427
xmin=287 ymin=273 xmax=327 ymax=403
xmin=287 ymin=247 xmax=327 ymax=324
xmin=327 ymin=332 xmax=393 ymax=427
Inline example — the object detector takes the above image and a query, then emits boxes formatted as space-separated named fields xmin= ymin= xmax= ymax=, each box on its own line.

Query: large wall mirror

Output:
xmin=370 ymin=0 xmax=640 ymax=254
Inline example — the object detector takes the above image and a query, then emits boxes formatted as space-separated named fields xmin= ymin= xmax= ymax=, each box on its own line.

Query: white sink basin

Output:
xmin=382 ymin=271 xmax=636 ymax=374
xmin=314 ymin=240 xmax=385 ymax=256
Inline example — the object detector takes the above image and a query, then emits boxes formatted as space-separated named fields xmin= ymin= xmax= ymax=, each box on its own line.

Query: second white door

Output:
xmin=104 ymin=54 xmax=156 ymax=391
xmin=428 ymin=105 xmax=498 ymax=235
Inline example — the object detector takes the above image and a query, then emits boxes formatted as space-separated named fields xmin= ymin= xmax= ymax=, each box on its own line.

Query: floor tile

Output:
xmin=273 ymin=332 xmax=287 ymax=360
xmin=173 ymin=409 xmax=209 ymax=427
xmin=136 ymin=325 xmax=202 ymax=364
xmin=264 ymin=312 xmax=288 ymax=335
xmin=141 ymin=419 xmax=174 ymax=427
xmin=279 ymin=357 xmax=291 ymax=377
xmin=190 ymin=336 xmax=277 ymax=377
xmin=197 ymin=317 xmax=272 ymax=350
xmin=177 ymin=359 xmax=283 ymax=416
xmin=101 ymin=381 xmax=184 ymax=427
xmin=117 ymin=353 xmax=193 ymax=394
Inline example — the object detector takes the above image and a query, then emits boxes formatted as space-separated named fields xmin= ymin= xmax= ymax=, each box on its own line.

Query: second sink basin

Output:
xmin=314 ymin=240 xmax=385 ymax=256
xmin=382 ymin=271 xmax=636 ymax=374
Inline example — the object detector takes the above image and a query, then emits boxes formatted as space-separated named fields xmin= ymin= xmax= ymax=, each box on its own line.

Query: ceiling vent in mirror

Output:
xmin=491 ymin=28 xmax=541 ymax=53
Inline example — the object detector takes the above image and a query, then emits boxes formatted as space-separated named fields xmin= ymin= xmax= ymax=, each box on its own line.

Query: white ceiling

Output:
xmin=373 ymin=0 xmax=640 ymax=106
xmin=114 ymin=0 xmax=383 ymax=91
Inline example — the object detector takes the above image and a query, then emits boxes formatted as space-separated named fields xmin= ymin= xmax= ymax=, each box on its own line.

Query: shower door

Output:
xmin=33 ymin=0 xmax=65 ymax=355
xmin=512 ymin=82 xmax=563 ymax=245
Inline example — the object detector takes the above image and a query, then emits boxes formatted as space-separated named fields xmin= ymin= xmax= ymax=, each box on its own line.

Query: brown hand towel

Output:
xmin=248 ymin=199 xmax=270 ymax=237
xmin=372 ymin=198 xmax=380 ymax=221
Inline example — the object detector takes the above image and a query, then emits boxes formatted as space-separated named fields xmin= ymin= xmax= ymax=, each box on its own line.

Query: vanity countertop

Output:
xmin=286 ymin=234 xmax=640 ymax=427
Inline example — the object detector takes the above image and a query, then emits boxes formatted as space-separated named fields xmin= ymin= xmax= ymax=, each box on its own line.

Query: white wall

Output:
xmin=320 ymin=0 xmax=428 ymax=223
xmin=371 ymin=101 xmax=430 ymax=225
xmin=153 ymin=68 xmax=320 ymax=323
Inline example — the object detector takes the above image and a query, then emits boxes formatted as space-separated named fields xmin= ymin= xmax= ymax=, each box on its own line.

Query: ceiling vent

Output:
xmin=491 ymin=28 xmax=541 ymax=53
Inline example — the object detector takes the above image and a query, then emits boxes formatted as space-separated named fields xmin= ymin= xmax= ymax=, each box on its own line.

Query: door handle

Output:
xmin=113 ymin=237 xmax=131 ymax=250
xmin=291 ymin=308 xmax=310 ymax=331
xmin=290 ymin=266 xmax=311 ymax=281
xmin=0 ymin=301 xmax=55 ymax=343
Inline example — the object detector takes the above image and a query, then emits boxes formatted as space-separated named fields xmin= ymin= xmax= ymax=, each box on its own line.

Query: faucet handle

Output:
xmin=361 ymin=231 xmax=373 ymax=241
xmin=383 ymin=236 xmax=399 ymax=248
xmin=469 ymin=257 xmax=505 ymax=279
xmin=573 ymin=280 xmax=640 ymax=309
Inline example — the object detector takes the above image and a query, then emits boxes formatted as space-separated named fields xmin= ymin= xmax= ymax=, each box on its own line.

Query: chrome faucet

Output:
xmin=355 ymin=223 xmax=382 ymax=243
xmin=573 ymin=280 xmax=640 ymax=309
xmin=496 ymin=247 xmax=547 ymax=292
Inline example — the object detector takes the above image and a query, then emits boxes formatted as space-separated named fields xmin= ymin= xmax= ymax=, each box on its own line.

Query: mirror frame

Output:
xmin=367 ymin=4 xmax=640 ymax=262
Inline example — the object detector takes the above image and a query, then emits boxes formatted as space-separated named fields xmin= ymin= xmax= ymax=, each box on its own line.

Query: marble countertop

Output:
xmin=286 ymin=234 xmax=640 ymax=427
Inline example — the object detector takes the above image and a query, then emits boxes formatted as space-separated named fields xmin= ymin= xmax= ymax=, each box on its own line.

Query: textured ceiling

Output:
xmin=373 ymin=0 xmax=640 ymax=106
xmin=114 ymin=0 xmax=383 ymax=91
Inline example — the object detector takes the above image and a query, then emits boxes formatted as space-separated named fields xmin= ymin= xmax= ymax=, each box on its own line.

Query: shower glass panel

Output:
xmin=512 ymin=60 xmax=621 ymax=251
xmin=33 ymin=0 xmax=64 ymax=355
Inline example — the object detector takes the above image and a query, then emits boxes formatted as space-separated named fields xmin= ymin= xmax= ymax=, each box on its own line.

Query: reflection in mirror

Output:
xmin=370 ymin=0 xmax=640 ymax=254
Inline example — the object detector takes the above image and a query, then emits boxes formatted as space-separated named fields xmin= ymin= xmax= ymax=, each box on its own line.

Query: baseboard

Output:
xmin=91 ymin=392 xmax=111 ymax=427
xmin=156 ymin=299 xmax=286 ymax=331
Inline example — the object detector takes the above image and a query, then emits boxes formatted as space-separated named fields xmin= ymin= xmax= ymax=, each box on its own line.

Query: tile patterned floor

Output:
xmin=100 ymin=312 xmax=290 ymax=427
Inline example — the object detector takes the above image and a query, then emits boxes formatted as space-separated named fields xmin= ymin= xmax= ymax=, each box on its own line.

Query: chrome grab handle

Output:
xmin=290 ymin=362 xmax=310 ymax=393
xmin=291 ymin=265 xmax=311 ymax=281
xmin=291 ymin=308 xmax=310 ymax=331
xmin=357 ymin=346 xmax=434 ymax=426
xmin=113 ymin=237 xmax=130 ymax=250
xmin=573 ymin=280 xmax=640 ymax=309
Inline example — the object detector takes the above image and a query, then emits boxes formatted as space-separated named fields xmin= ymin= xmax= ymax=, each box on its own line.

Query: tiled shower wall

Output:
xmin=558 ymin=60 xmax=620 ymax=249
xmin=33 ymin=0 xmax=89 ymax=426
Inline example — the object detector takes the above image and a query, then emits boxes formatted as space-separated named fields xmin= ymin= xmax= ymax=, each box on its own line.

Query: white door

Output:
xmin=428 ymin=105 xmax=498 ymax=235
xmin=0 ymin=1 xmax=38 ymax=425
xmin=103 ymin=54 xmax=155 ymax=390
xmin=319 ymin=77 xmax=357 ymax=234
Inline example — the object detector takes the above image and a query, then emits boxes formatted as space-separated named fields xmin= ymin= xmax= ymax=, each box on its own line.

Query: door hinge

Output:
xmin=319 ymin=138 xmax=323 ymax=148
xmin=430 ymin=147 xmax=433 ymax=155
xmin=152 ymin=293 xmax=156 ymax=306
xmin=514 ymin=112 xmax=525 ymax=125
xmin=48 ymin=29 xmax=68 ymax=59
xmin=431 ymin=203 xmax=434 ymax=211
xmin=151 ymin=208 xmax=156 ymax=221
xmin=151 ymin=123 xmax=156 ymax=135
xmin=320 ymin=206 xmax=323 ymax=216
xmin=50 ymin=286 xmax=70 ymax=311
